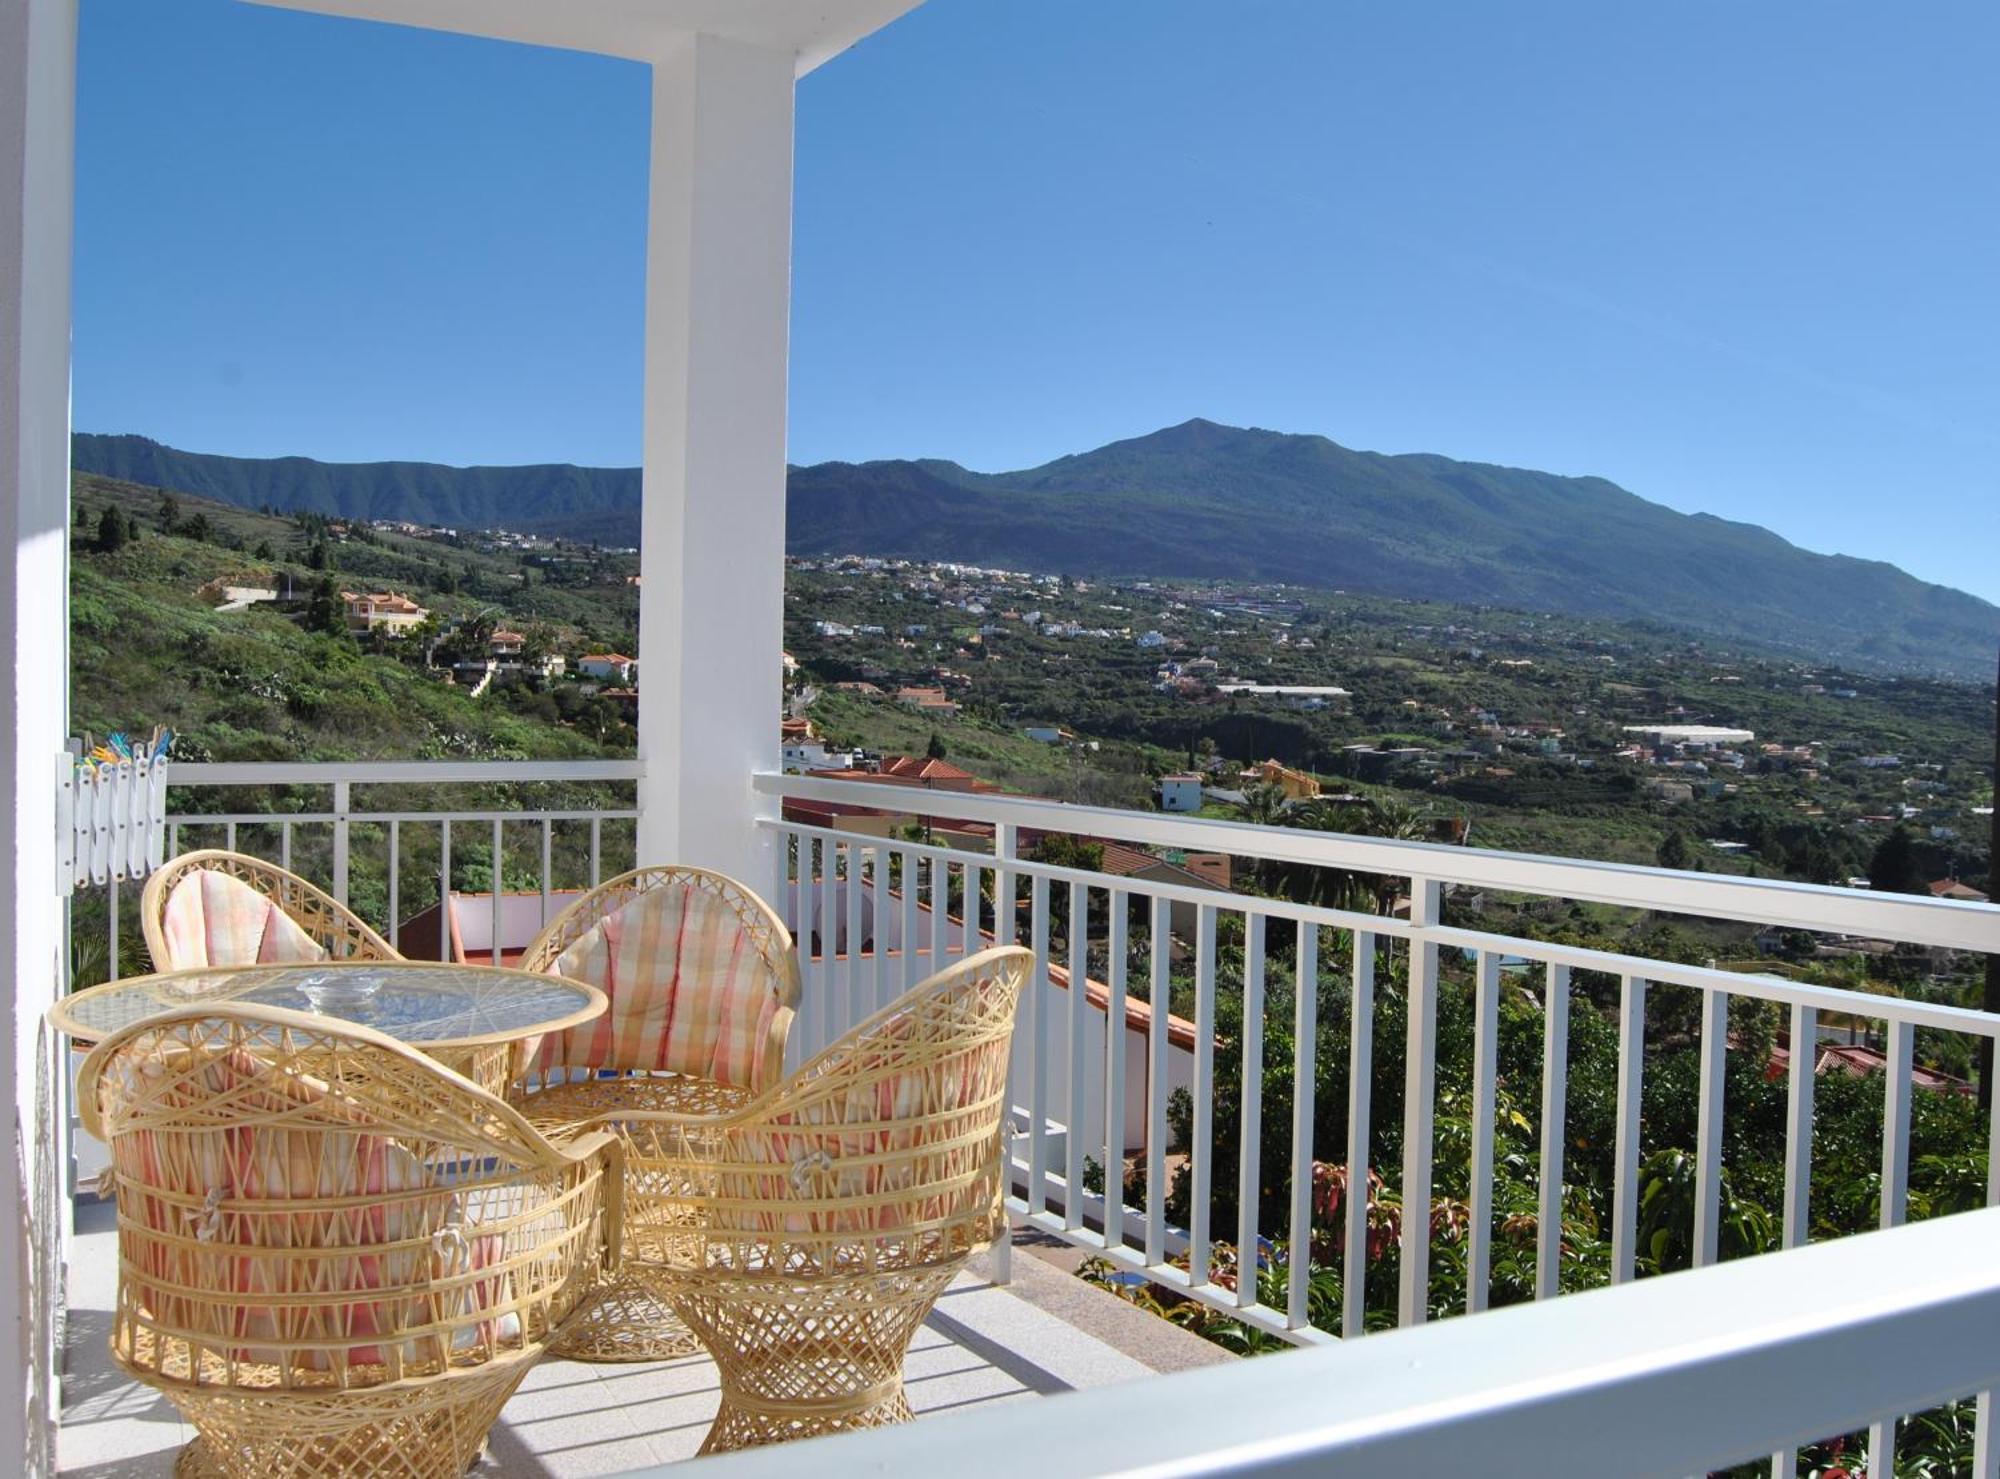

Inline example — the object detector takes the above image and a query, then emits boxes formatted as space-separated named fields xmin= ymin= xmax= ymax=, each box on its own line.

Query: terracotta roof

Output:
xmin=1928 ymin=879 xmax=1990 ymax=902
xmin=580 ymin=652 xmax=634 ymax=664
xmin=880 ymin=755 xmax=976 ymax=783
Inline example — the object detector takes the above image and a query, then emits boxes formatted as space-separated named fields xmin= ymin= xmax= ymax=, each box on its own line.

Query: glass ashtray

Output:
xmin=295 ymin=971 xmax=384 ymax=1016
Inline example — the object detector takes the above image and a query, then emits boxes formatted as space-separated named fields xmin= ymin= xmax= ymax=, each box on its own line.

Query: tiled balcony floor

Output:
xmin=57 ymin=1200 xmax=1227 ymax=1477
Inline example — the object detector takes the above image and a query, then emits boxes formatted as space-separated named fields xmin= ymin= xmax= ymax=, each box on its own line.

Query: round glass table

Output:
xmin=49 ymin=960 xmax=606 ymax=1095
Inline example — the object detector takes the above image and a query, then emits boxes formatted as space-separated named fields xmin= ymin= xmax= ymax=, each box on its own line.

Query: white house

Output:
xmin=576 ymin=652 xmax=637 ymax=683
xmin=782 ymin=738 xmax=857 ymax=772
xmin=1158 ymin=773 xmax=1205 ymax=813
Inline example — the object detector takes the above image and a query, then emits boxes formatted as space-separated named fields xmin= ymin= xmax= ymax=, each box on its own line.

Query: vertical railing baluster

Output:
xmin=790 ymin=833 xmax=811 ymax=1066
xmin=225 ymin=821 xmax=237 ymax=853
xmin=872 ymin=847 xmax=891 ymax=1013
xmin=331 ymin=779 xmax=351 ymax=906
xmin=1286 ymin=921 xmax=1318 ymax=1332
xmin=279 ymin=819 xmax=293 ymax=874
xmin=437 ymin=820 xmax=452 ymax=961
xmin=814 ymin=838 xmax=833 ymax=1055
xmin=1467 ymin=950 xmax=1500 ymax=1314
xmin=1781 ymin=1003 xmax=1817 ymax=1248
xmin=900 ymin=845 xmax=920 ymax=992
xmin=1235 ymin=913 xmax=1266 ymax=1309
xmin=1611 ymin=973 xmax=1647 ymax=1284
xmin=1978 ymin=1061 xmax=2000 ymax=1479
xmin=1028 ymin=874 xmax=1051 ymax=1216
xmin=1066 ymin=880 xmax=1089 ymax=1232
xmin=541 ymin=818 xmax=554 ymax=926
xmin=1344 ymin=929 xmax=1374 ymax=1339
xmin=490 ymin=818 xmax=504 ymax=966
xmin=962 ymin=860 xmax=980 ymax=957
xmin=1189 ymin=904 xmax=1219 ymax=1289
xmin=1106 ymin=888 xmax=1130 ymax=1255
xmin=1870 ymin=1014 xmax=1914 ymax=1479
xmin=1882 ymin=1018 xmax=1913 ymax=1229
xmin=1536 ymin=963 xmax=1570 ymax=1300
xmin=844 ymin=840 xmax=863 ymax=1035
xmin=1398 ymin=880 xmax=1442 ymax=1327
xmin=1145 ymin=894 xmax=1170 ymax=1269
xmin=1771 ymin=1001 xmax=1817 ymax=1478
xmin=589 ymin=815 xmax=602 ymax=889
xmin=1693 ymin=988 xmax=1728 ymax=1269
xmin=387 ymin=819 xmax=401 ymax=950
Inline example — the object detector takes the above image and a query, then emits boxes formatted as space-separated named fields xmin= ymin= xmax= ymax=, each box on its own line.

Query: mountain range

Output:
xmin=72 ymin=423 xmax=2000 ymax=679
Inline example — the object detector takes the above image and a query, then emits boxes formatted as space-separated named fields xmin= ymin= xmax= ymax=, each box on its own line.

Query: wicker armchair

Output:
xmin=141 ymin=849 xmax=399 ymax=972
xmin=78 ymin=1003 xmax=621 ymax=1479
xmin=509 ymin=864 xmax=801 ymax=1360
xmin=632 ymin=945 xmax=1030 ymax=1453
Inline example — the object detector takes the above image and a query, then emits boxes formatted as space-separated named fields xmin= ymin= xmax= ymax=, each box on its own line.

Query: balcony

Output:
xmin=7 ymin=0 xmax=2000 ymax=1472
xmin=48 ymin=760 xmax=2000 ymax=1476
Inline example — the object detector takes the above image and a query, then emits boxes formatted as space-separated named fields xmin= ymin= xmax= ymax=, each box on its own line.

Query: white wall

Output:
xmin=0 ymin=0 xmax=77 ymax=1468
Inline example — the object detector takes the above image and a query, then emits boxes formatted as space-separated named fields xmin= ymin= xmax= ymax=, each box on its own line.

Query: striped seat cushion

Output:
xmin=158 ymin=869 xmax=328 ymax=970
xmin=534 ymin=881 xmax=782 ymax=1089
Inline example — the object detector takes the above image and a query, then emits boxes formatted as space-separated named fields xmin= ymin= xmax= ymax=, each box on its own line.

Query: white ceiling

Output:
xmin=244 ymin=0 xmax=925 ymax=74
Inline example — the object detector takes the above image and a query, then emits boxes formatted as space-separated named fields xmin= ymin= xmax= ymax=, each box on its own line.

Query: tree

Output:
xmin=304 ymin=576 xmax=347 ymax=637
xmin=156 ymin=491 xmax=179 ymax=532
xmin=181 ymin=512 xmax=212 ymax=544
xmin=1866 ymin=826 xmax=1926 ymax=896
xmin=925 ymin=732 xmax=948 ymax=760
xmin=94 ymin=504 xmax=126 ymax=553
xmin=1655 ymin=830 xmax=1694 ymax=871
xmin=253 ymin=539 xmax=275 ymax=562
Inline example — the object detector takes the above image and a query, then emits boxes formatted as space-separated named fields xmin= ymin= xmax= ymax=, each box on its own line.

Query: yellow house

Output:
xmin=1240 ymin=758 xmax=1321 ymax=801
xmin=341 ymin=589 xmax=429 ymax=635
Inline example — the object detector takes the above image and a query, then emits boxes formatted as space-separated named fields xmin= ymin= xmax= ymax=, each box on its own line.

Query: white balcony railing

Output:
xmin=753 ymin=770 xmax=2000 ymax=1475
xmin=71 ymin=759 xmax=643 ymax=985
xmin=59 ymin=759 xmax=2000 ymax=1475
xmin=668 ymin=1204 xmax=2000 ymax=1479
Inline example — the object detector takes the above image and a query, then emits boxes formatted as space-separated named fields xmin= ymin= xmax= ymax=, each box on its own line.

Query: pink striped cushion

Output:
xmin=535 ymin=882 xmax=781 ymax=1088
xmin=727 ymin=984 xmax=1013 ymax=1240
xmin=111 ymin=1044 xmax=518 ymax=1371
xmin=158 ymin=870 xmax=329 ymax=970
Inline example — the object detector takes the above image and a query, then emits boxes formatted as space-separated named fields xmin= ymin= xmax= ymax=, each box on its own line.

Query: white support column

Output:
xmin=634 ymin=34 xmax=795 ymax=884
xmin=0 ymin=0 xmax=78 ymax=1470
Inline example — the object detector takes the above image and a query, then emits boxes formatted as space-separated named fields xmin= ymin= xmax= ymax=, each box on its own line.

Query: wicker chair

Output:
xmin=632 ymin=945 xmax=1030 ymax=1453
xmin=141 ymin=849 xmax=399 ymax=972
xmin=77 ymin=1002 xmax=622 ymax=1479
xmin=509 ymin=865 xmax=801 ymax=1360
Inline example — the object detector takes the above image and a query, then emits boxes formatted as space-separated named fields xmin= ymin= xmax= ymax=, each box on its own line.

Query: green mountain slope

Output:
xmin=73 ymin=423 xmax=1999 ymax=678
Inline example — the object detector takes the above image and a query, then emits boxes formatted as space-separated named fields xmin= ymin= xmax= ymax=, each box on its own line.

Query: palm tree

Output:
xmin=1238 ymin=782 xmax=1287 ymax=828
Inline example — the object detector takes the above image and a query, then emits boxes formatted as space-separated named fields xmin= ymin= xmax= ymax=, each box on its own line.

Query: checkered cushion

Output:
xmin=157 ymin=869 xmax=329 ymax=971
xmin=533 ymin=881 xmax=782 ymax=1089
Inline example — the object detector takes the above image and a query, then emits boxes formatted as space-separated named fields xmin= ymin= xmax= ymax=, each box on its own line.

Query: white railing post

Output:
xmin=1344 ymin=930 xmax=1375 ymax=1338
xmin=1467 ymin=949 xmax=1500 ymax=1314
xmin=1694 ymin=987 xmax=1729 ymax=1269
xmin=1611 ymin=974 xmax=1648 ymax=1285
xmin=1398 ymin=878 xmax=1442 ymax=1327
xmin=1536 ymin=963 xmax=1571 ymax=1300
xmin=331 ymin=778 xmax=351 ymax=906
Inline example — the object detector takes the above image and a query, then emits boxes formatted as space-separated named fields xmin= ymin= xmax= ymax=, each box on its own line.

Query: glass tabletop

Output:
xmin=51 ymin=961 xmax=604 ymax=1048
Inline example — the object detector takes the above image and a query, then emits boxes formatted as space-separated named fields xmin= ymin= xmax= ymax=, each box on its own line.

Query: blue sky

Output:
xmin=76 ymin=0 xmax=2000 ymax=601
